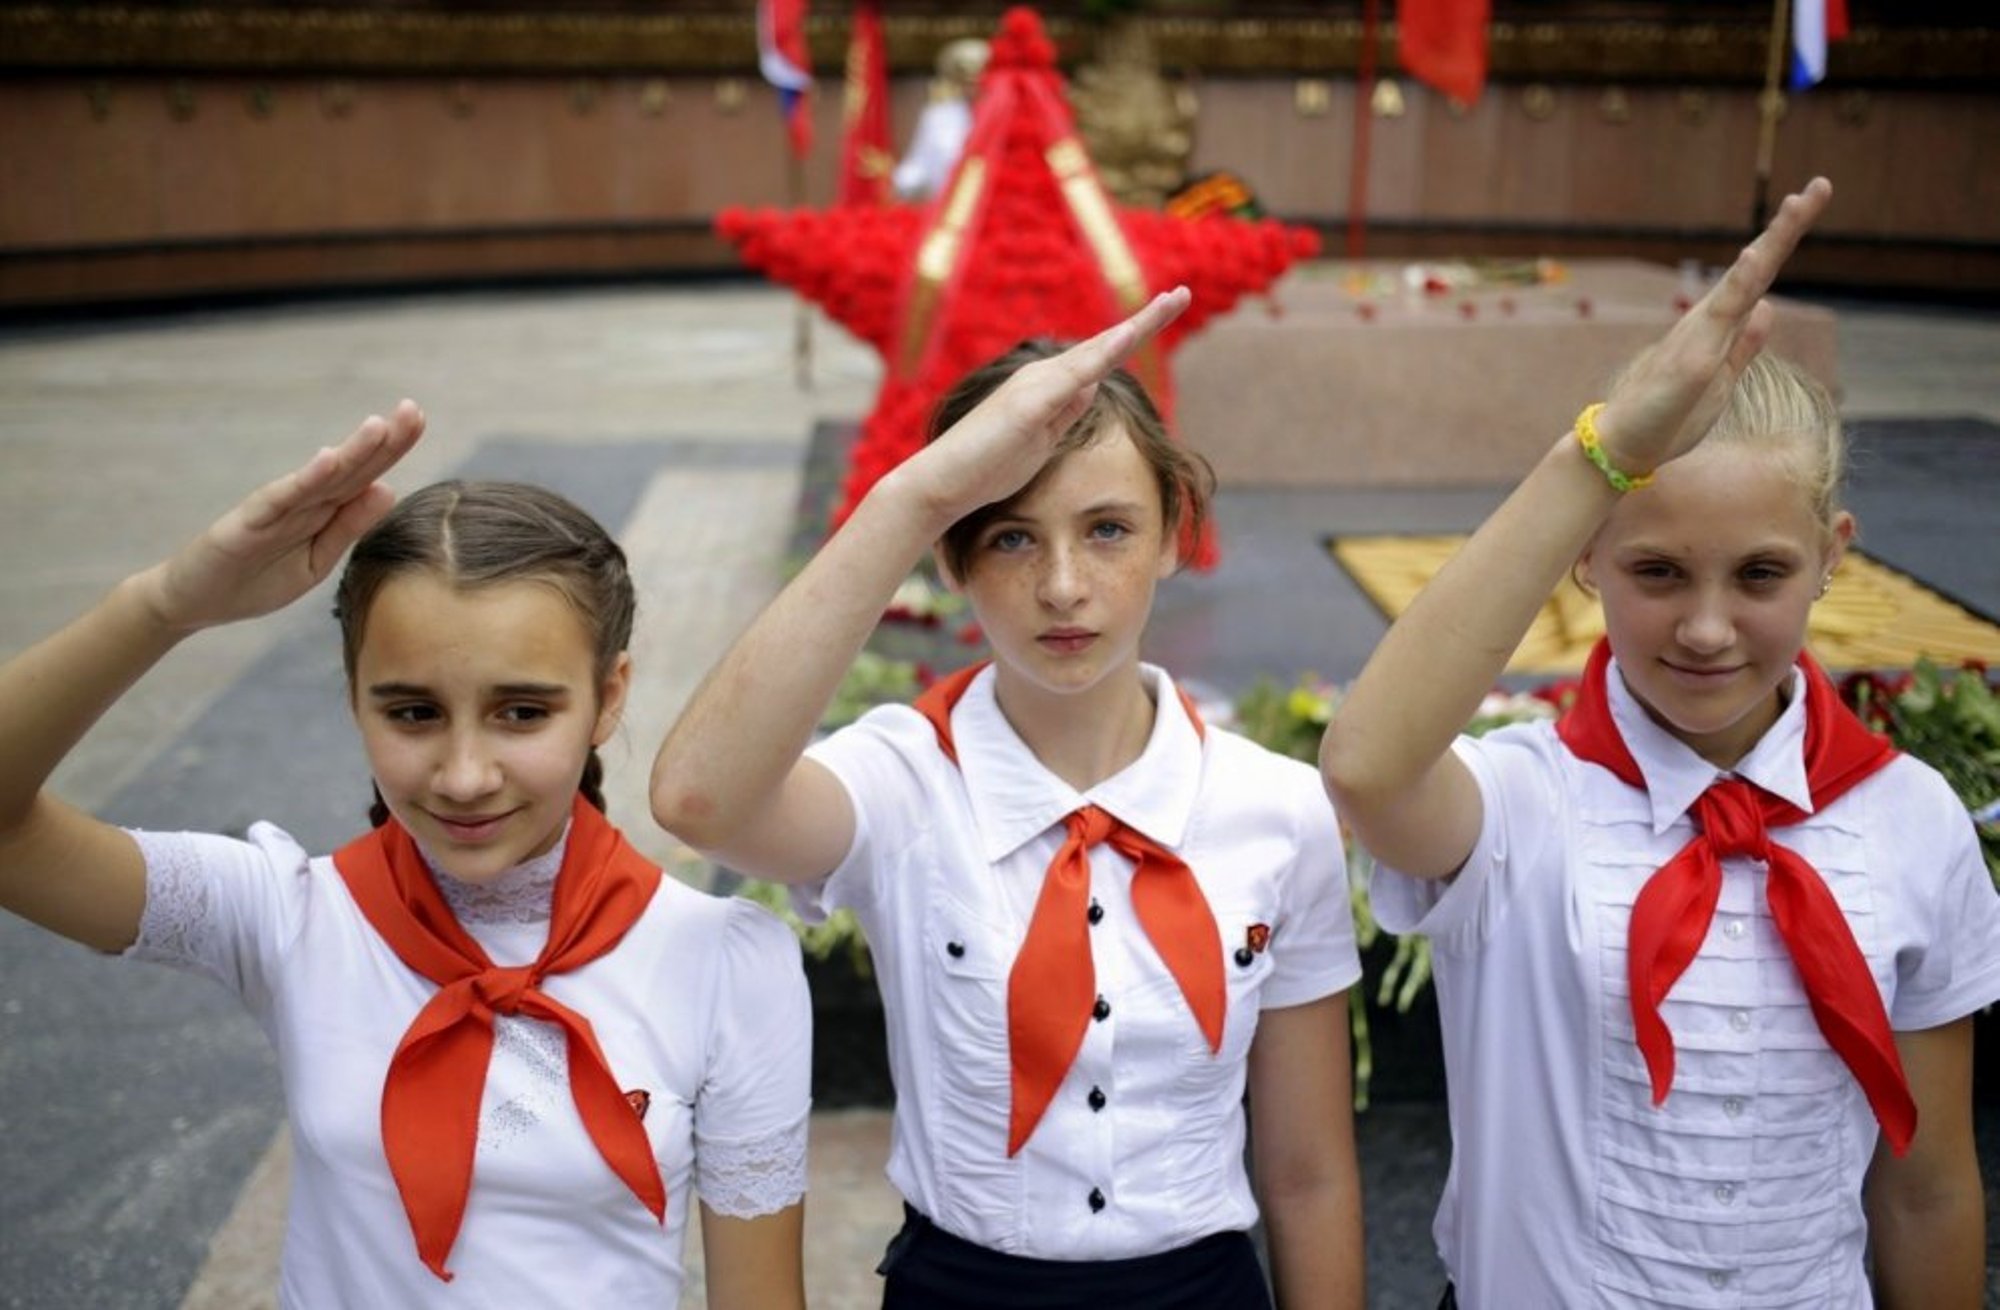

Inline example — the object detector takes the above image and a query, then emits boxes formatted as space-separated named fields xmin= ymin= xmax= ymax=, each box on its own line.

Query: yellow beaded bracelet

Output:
xmin=1574 ymin=403 xmax=1654 ymax=493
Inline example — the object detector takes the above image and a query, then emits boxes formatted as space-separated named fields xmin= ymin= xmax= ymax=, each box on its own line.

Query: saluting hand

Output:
xmin=900 ymin=287 xmax=1191 ymax=525
xmin=141 ymin=400 xmax=426 ymax=633
xmin=1595 ymin=177 xmax=1832 ymax=477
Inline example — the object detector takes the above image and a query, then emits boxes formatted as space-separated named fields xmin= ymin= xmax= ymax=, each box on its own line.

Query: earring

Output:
xmin=1815 ymin=574 xmax=1832 ymax=599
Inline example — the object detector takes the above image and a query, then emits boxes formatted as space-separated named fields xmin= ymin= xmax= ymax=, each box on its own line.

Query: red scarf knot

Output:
xmin=1694 ymin=780 xmax=1773 ymax=862
xmin=470 ymin=964 xmax=537 ymax=1016
xmin=915 ymin=663 xmax=1225 ymax=1157
xmin=334 ymin=796 xmax=667 ymax=1280
xmin=1556 ymin=639 xmax=1915 ymax=1156
xmin=1069 ymin=806 xmax=1117 ymax=848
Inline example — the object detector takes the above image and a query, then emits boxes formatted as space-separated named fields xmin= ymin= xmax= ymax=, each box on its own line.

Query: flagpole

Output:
xmin=789 ymin=149 xmax=814 ymax=391
xmin=1751 ymin=0 xmax=1790 ymax=232
xmin=1347 ymin=0 xmax=1380 ymax=259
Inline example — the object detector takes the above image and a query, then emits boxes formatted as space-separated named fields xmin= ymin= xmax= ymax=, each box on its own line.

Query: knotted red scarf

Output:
xmin=1555 ymin=639 xmax=1914 ymax=1154
xmin=333 ymin=795 xmax=666 ymax=1280
xmin=915 ymin=663 xmax=1225 ymax=1156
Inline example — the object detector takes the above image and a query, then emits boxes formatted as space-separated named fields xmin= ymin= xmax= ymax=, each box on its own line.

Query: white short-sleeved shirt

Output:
xmin=1372 ymin=662 xmax=2000 ymax=1309
xmin=801 ymin=663 xmax=1361 ymax=1260
xmin=123 ymin=822 xmax=811 ymax=1309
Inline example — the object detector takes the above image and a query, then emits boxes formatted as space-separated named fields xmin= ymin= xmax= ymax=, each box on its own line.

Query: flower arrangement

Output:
xmin=1841 ymin=660 xmax=2000 ymax=888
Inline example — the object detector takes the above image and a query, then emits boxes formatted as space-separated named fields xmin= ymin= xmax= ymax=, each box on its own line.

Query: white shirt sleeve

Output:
xmin=692 ymin=897 xmax=813 ymax=1219
xmin=1368 ymin=724 xmax=1565 ymax=951
xmin=796 ymin=708 xmax=930 ymax=922
xmin=1263 ymin=763 xmax=1363 ymax=1008
xmin=1881 ymin=757 xmax=2000 ymax=1031
xmin=122 ymin=823 xmax=315 ymax=1008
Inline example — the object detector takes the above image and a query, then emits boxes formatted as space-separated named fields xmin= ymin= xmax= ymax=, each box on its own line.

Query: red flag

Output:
xmin=757 ymin=0 xmax=814 ymax=159
xmin=1398 ymin=0 xmax=1489 ymax=105
xmin=838 ymin=0 xmax=892 ymax=206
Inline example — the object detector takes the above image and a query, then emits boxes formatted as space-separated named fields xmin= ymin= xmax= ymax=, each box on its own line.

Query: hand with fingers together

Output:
xmin=1593 ymin=177 xmax=1833 ymax=479
xmin=900 ymin=286 xmax=1192 ymax=526
xmin=143 ymin=399 xmax=427 ymax=633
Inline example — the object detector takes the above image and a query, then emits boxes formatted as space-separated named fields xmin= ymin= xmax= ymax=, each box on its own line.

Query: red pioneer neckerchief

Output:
xmin=1555 ymin=639 xmax=1913 ymax=1154
xmin=333 ymin=795 xmax=666 ymax=1279
xmin=915 ymin=663 xmax=1225 ymax=1156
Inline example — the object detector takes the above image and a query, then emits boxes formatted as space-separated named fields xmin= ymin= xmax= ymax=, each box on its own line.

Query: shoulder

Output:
xmin=1829 ymin=751 xmax=1982 ymax=866
xmin=1197 ymin=728 xmax=1343 ymax=862
xmin=130 ymin=820 xmax=321 ymax=895
xmin=644 ymin=875 xmax=800 ymax=955
xmin=811 ymin=702 xmax=944 ymax=771
xmin=807 ymin=703 xmax=957 ymax=820
xmin=1857 ymin=751 xmax=1972 ymax=818
xmin=1203 ymin=726 xmax=1325 ymax=803
xmin=706 ymin=895 xmax=810 ymax=1037
xmin=718 ymin=891 xmax=808 ymax=963
xmin=1452 ymin=717 xmax=1581 ymax=805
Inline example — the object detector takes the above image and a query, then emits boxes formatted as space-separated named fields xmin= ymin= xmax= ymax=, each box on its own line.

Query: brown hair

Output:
xmin=927 ymin=338 xmax=1216 ymax=581
xmin=333 ymin=481 xmax=635 ymax=828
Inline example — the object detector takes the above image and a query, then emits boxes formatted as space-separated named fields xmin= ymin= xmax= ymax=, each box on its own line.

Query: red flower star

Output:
xmin=719 ymin=7 xmax=1319 ymax=567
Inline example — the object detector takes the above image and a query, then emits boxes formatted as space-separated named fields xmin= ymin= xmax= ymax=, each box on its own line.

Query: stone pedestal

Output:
xmin=1176 ymin=259 xmax=1839 ymax=487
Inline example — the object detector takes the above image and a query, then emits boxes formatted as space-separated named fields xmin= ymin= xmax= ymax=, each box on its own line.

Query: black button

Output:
xmin=1087 ymin=900 xmax=1104 ymax=925
xmin=1092 ymin=995 xmax=1111 ymax=1022
xmin=1235 ymin=947 xmax=1255 ymax=968
xmin=1087 ymin=1086 xmax=1106 ymax=1112
xmin=1088 ymin=1187 xmax=1106 ymax=1212
xmin=946 ymin=941 xmax=965 ymax=959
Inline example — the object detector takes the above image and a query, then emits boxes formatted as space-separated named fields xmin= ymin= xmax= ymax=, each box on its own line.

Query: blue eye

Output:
xmin=987 ymin=528 xmax=1030 ymax=553
xmin=1740 ymin=562 xmax=1790 ymax=585
xmin=1089 ymin=520 xmax=1132 ymax=542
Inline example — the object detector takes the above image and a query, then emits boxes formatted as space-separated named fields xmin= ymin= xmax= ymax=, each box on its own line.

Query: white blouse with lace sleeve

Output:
xmin=692 ymin=897 xmax=813 ymax=1218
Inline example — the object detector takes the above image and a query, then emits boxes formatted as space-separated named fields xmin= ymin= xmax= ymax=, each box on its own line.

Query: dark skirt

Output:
xmin=878 ymin=1205 xmax=1273 ymax=1310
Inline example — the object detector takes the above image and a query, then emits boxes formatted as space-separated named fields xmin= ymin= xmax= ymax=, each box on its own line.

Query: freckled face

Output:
xmin=1579 ymin=442 xmax=1848 ymax=769
xmin=352 ymin=572 xmax=629 ymax=885
xmin=947 ymin=427 xmax=1179 ymax=710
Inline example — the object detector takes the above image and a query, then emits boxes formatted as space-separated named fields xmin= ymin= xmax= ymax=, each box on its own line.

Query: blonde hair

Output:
xmin=1699 ymin=352 xmax=1847 ymax=531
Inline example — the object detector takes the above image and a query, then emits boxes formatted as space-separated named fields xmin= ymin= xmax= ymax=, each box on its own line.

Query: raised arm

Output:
xmin=0 ymin=403 xmax=424 ymax=951
xmin=651 ymin=288 xmax=1192 ymax=883
xmin=1320 ymin=179 xmax=1833 ymax=878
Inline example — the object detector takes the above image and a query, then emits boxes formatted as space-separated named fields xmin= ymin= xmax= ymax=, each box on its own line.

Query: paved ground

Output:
xmin=0 ymin=281 xmax=1996 ymax=1309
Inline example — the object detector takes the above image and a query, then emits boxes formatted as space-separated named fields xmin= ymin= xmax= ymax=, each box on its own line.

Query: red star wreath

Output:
xmin=718 ymin=7 xmax=1319 ymax=567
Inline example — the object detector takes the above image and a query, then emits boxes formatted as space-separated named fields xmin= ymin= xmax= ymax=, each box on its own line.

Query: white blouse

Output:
xmin=803 ymin=663 xmax=1361 ymax=1260
xmin=125 ymin=821 xmax=811 ymax=1309
xmin=1373 ymin=662 xmax=2000 ymax=1309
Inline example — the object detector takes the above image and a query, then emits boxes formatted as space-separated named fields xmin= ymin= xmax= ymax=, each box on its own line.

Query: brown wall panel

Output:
xmin=2 ymin=62 xmax=1996 ymax=307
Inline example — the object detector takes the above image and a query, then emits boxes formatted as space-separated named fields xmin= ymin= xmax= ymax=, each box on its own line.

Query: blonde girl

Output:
xmin=0 ymin=408 xmax=811 ymax=1307
xmin=1323 ymin=178 xmax=1998 ymax=1309
xmin=654 ymin=291 xmax=1364 ymax=1308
